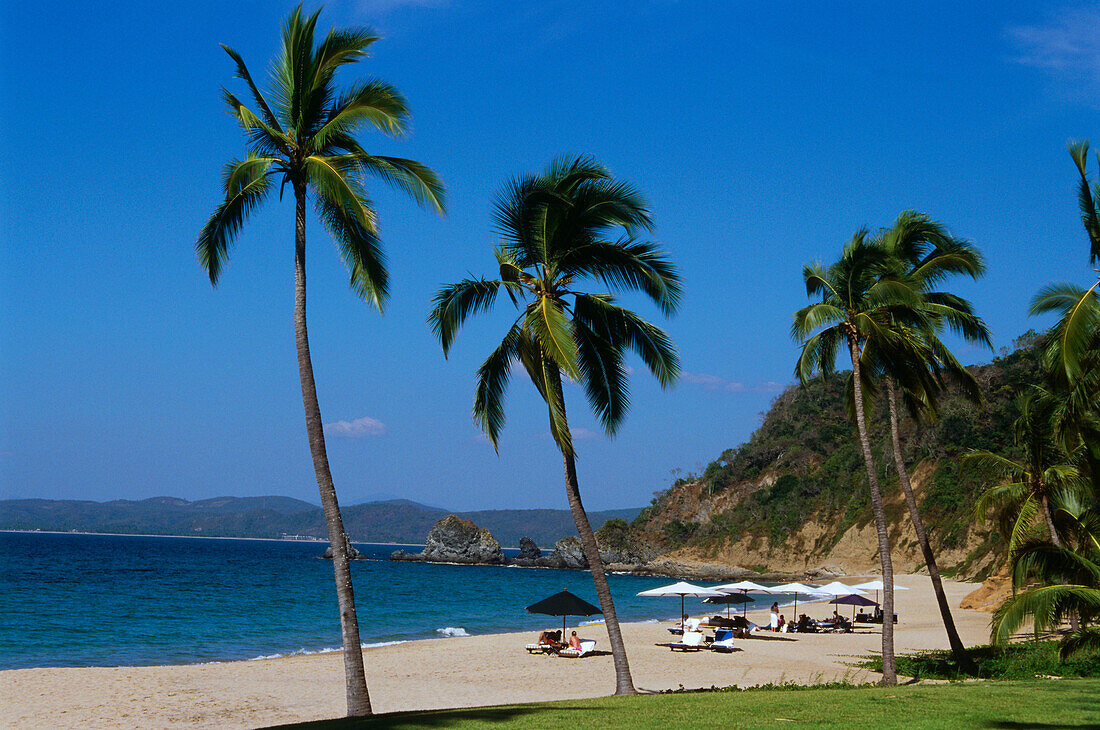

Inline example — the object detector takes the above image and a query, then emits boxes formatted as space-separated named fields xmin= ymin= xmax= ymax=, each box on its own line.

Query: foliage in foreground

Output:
xmin=272 ymin=679 xmax=1100 ymax=730
xmin=861 ymin=640 xmax=1100 ymax=680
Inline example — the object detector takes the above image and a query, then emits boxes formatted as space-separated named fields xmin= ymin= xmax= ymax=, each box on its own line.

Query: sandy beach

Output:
xmin=1 ymin=575 xmax=992 ymax=729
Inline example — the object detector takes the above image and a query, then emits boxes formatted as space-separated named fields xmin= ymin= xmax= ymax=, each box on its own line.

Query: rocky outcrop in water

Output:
xmin=391 ymin=515 xmax=505 ymax=565
xmin=322 ymin=537 xmax=365 ymax=560
xmin=518 ymin=536 xmax=541 ymax=560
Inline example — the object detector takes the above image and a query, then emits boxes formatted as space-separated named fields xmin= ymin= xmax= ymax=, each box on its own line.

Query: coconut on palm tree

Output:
xmin=197 ymin=6 xmax=444 ymax=716
xmin=429 ymin=155 xmax=680 ymax=695
xmin=859 ymin=211 xmax=990 ymax=670
xmin=793 ymin=231 xmax=932 ymax=685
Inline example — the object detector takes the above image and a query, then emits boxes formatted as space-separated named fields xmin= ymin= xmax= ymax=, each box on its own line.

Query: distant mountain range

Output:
xmin=0 ymin=496 xmax=642 ymax=547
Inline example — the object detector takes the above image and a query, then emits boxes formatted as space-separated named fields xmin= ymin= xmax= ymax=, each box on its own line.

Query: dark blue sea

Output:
xmin=0 ymin=532 xmax=792 ymax=670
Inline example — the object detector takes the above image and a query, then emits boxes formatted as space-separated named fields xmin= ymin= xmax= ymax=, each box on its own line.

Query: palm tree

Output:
xmin=429 ymin=155 xmax=680 ymax=695
xmin=196 ymin=6 xmax=444 ymax=716
xmin=966 ymin=389 xmax=1088 ymax=551
xmin=793 ymin=232 xmax=929 ymax=685
xmin=1068 ymin=140 xmax=1100 ymax=264
xmin=866 ymin=211 xmax=990 ymax=670
xmin=991 ymin=495 xmax=1100 ymax=659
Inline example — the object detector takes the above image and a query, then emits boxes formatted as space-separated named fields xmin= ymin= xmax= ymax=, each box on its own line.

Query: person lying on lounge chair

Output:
xmin=539 ymin=630 xmax=563 ymax=649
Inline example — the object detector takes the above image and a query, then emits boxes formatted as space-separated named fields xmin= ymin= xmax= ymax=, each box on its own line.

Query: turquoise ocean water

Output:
xmin=0 ymin=532 xmax=806 ymax=669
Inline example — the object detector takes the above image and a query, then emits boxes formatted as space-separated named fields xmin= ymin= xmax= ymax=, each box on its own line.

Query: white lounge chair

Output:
xmin=709 ymin=629 xmax=737 ymax=653
xmin=669 ymin=630 xmax=705 ymax=651
xmin=558 ymin=639 xmax=596 ymax=658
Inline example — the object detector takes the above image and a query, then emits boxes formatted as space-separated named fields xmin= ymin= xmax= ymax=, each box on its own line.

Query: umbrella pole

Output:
xmin=681 ymin=595 xmax=685 ymax=631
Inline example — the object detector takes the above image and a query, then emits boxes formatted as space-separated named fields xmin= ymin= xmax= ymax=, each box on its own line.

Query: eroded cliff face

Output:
xmin=631 ymin=460 xmax=1000 ymax=580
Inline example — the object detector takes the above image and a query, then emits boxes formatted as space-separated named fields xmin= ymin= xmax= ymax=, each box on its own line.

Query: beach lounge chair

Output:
xmin=669 ymin=630 xmax=705 ymax=651
xmin=557 ymin=638 xmax=596 ymax=658
xmin=709 ymin=629 xmax=736 ymax=653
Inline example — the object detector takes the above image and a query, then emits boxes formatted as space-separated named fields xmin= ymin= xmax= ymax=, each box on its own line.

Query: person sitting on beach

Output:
xmin=568 ymin=631 xmax=582 ymax=651
xmin=769 ymin=602 xmax=780 ymax=631
xmin=777 ymin=614 xmax=786 ymax=632
xmin=538 ymin=630 xmax=563 ymax=649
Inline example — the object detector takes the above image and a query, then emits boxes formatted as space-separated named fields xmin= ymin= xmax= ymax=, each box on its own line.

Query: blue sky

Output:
xmin=2 ymin=1 xmax=1098 ymax=512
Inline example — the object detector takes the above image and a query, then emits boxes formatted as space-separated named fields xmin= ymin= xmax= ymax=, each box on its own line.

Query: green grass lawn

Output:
xmin=272 ymin=679 xmax=1100 ymax=729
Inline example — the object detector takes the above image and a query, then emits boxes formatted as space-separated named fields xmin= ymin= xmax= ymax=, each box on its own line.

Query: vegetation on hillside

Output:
xmin=631 ymin=331 xmax=1046 ymax=577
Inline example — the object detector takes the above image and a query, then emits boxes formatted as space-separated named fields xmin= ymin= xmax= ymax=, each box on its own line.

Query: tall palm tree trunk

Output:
xmin=1040 ymin=493 xmax=1064 ymax=549
xmin=847 ymin=334 xmax=897 ymax=685
xmin=294 ymin=184 xmax=372 ymax=716
xmin=549 ymin=370 xmax=637 ymax=695
xmin=885 ymin=378 xmax=973 ymax=671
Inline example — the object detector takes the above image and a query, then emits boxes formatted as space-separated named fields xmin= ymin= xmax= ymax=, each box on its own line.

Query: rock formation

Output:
xmin=518 ymin=537 xmax=541 ymax=560
xmin=391 ymin=515 xmax=505 ymax=565
xmin=321 ymin=536 xmax=365 ymax=560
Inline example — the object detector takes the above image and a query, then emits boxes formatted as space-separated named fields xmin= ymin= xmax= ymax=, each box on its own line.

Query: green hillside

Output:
xmin=0 ymin=496 xmax=639 ymax=548
xmin=630 ymin=333 xmax=1046 ymax=578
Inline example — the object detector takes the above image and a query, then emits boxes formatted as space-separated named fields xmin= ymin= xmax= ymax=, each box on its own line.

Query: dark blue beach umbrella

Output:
xmin=703 ymin=592 xmax=754 ymax=619
xmin=829 ymin=593 xmax=878 ymax=619
xmin=526 ymin=590 xmax=602 ymax=635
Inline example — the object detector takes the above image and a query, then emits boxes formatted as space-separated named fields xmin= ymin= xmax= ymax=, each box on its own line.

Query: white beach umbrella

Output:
xmin=815 ymin=581 xmax=868 ymax=596
xmin=637 ymin=581 xmax=726 ymax=630
xmin=769 ymin=582 xmax=829 ymax=616
xmin=712 ymin=580 xmax=773 ymax=618
xmin=851 ymin=580 xmax=909 ymax=604
xmin=712 ymin=580 xmax=771 ymax=593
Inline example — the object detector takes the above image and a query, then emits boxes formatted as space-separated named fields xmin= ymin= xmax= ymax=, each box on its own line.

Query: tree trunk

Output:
xmin=548 ymin=368 xmax=637 ymax=695
xmin=1040 ymin=494 xmax=1064 ymax=549
xmin=848 ymin=334 xmax=897 ymax=685
xmin=294 ymin=184 xmax=372 ymax=716
xmin=885 ymin=378 xmax=973 ymax=671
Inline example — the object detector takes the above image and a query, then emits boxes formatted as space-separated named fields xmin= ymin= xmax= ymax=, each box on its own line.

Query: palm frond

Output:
xmin=572 ymin=308 xmax=629 ymax=435
xmin=428 ymin=278 xmax=504 ymax=355
xmin=992 ymin=584 xmax=1100 ymax=644
xmin=1068 ymin=140 xmax=1100 ymax=262
xmin=525 ymin=297 xmax=580 ymax=381
xmin=310 ymin=79 xmax=410 ymax=150
xmin=556 ymin=238 xmax=680 ymax=315
xmin=1031 ymin=281 xmax=1100 ymax=381
xmin=1059 ymin=626 xmax=1100 ymax=660
xmin=220 ymin=44 xmax=283 ymax=133
xmin=791 ymin=303 xmax=845 ymax=340
xmin=196 ymin=156 xmax=274 ymax=284
xmin=355 ymin=155 xmax=445 ymax=213
xmin=573 ymin=293 xmax=679 ymax=388
xmin=472 ymin=320 xmax=524 ymax=451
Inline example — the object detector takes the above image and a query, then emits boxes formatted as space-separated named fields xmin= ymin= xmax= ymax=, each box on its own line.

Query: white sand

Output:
xmin=1 ymin=575 xmax=991 ymax=729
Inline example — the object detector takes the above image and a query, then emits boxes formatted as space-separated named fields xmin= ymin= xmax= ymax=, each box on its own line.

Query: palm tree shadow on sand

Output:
xmin=269 ymin=705 xmax=600 ymax=729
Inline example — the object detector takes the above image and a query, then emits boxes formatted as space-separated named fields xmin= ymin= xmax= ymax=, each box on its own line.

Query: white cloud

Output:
xmin=570 ymin=427 xmax=597 ymax=440
xmin=681 ymin=371 xmax=785 ymax=394
xmin=1007 ymin=8 xmax=1100 ymax=102
xmin=323 ymin=416 xmax=387 ymax=438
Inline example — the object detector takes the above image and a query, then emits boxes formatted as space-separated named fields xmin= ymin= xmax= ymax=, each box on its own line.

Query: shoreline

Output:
xmin=1 ymin=575 xmax=991 ymax=729
xmin=0 ymin=529 xmax=425 ymax=547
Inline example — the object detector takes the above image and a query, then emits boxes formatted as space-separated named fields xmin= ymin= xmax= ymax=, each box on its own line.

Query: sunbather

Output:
xmin=568 ymin=631 xmax=581 ymax=651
